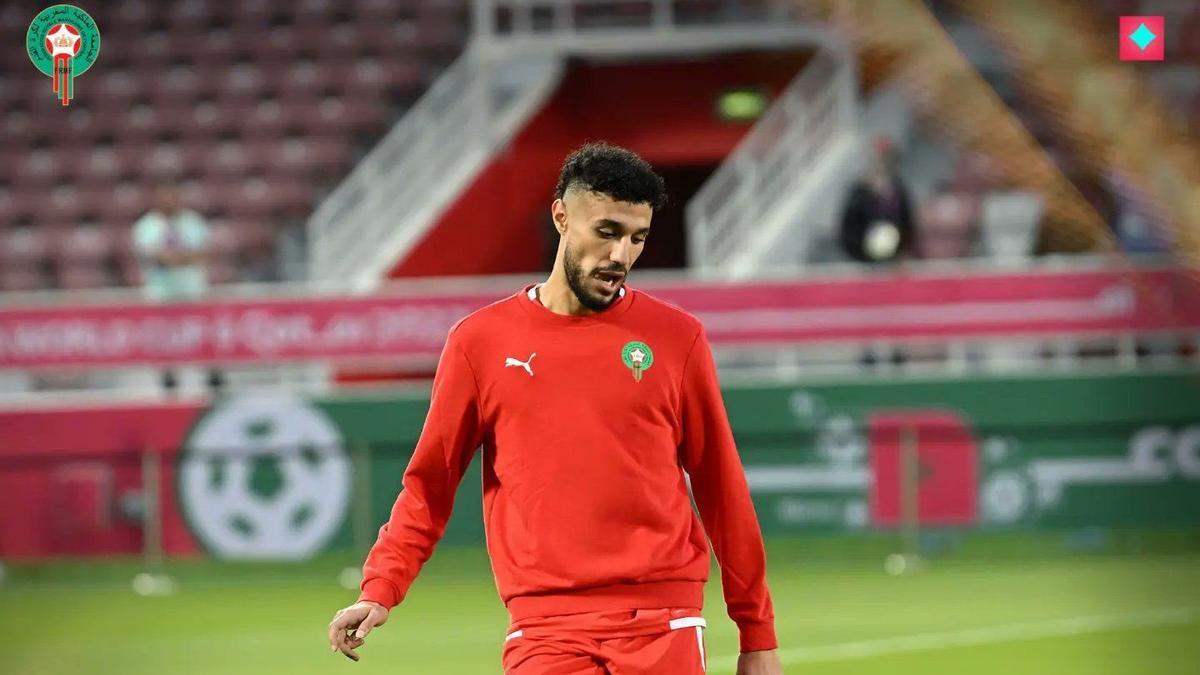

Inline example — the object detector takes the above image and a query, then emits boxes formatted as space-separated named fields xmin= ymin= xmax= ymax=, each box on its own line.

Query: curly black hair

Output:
xmin=554 ymin=142 xmax=667 ymax=211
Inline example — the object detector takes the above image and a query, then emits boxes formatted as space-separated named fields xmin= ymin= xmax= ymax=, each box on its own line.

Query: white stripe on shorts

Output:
xmin=505 ymin=629 xmax=524 ymax=642
xmin=668 ymin=617 xmax=707 ymax=630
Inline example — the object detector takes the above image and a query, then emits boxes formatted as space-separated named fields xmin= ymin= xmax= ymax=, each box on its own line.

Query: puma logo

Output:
xmin=504 ymin=353 xmax=536 ymax=377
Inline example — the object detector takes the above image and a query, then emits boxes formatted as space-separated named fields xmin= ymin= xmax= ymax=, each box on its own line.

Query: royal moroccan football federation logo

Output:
xmin=621 ymin=341 xmax=654 ymax=382
xmin=27 ymin=5 xmax=100 ymax=106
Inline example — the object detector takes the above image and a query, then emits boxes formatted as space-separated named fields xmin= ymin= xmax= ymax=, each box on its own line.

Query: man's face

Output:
xmin=555 ymin=190 xmax=652 ymax=312
xmin=155 ymin=186 xmax=181 ymax=215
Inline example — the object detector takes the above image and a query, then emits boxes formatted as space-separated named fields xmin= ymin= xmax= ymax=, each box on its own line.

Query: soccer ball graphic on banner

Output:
xmin=178 ymin=397 xmax=351 ymax=559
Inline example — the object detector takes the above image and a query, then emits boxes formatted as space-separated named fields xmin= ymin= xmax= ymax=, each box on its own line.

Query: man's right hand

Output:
xmin=328 ymin=601 xmax=390 ymax=662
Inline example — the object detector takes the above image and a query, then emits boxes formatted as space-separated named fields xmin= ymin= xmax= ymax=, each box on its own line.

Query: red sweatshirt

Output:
xmin=359 ymin=284 xmax=777 ymax=652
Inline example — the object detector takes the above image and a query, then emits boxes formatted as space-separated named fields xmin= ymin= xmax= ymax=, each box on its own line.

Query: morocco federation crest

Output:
xmin=621 ymin=341 xmax=654 ymax=382
xmin=26 ymin=5 xmax=100 ymax=106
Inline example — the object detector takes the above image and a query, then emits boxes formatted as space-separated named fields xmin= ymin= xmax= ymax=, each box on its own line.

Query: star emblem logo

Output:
xmin=46 ymin=24 xmax=81 ymax=56
xmin=620 ymin=341 xmax=654 ymax=382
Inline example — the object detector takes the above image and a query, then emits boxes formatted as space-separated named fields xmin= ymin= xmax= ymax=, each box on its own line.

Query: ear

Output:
xmin=551 ymin=198 xmax=569 ymax=235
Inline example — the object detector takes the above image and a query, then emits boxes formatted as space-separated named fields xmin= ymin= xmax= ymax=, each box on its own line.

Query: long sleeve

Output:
xmin=678 ymin=327 xmax=778 ymax=653
xmin=358 ymin=325 xmax=484 ymax=608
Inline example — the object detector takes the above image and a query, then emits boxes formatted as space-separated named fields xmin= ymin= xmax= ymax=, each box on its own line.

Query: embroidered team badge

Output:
xmin=621 ymin=341 xmax=654 ymax=382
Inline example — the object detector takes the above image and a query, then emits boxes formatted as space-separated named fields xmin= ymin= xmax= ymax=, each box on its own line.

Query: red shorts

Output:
xmin=502 ymin=607 xmax=708 ymax=674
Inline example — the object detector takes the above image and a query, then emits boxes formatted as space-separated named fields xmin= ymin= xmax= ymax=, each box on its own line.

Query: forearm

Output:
xmin=679 ymin=327 xmax=778 ymax=652
xmin=358 ymin=328 xmax=483 ymax=608
xmin=691 ymin=470 xmax=778 ymax=652
xmin=359 ymin=476 xmax=450 ymax=607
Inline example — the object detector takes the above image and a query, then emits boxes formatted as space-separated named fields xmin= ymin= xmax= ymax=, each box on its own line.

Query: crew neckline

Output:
xmin=517 ymin=282 xmax=634 ymax=325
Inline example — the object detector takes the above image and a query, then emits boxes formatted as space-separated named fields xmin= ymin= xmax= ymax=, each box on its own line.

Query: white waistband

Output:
xmin=504 ymin=616 xmax=704 ymax=642
xmin=668 ymin=617 xmax=707 ymax=630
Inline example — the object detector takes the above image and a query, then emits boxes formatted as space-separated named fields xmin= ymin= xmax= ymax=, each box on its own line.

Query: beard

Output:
xmin=564 ymin=242 xmax=624 ymax=312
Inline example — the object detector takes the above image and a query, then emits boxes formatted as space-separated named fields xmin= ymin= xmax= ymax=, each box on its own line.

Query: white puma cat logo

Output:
xmin=504 ymin=352 xmax=536 ymax=377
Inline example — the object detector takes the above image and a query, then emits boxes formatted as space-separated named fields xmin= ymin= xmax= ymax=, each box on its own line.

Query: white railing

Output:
xmin=686 ymin=46 xmax=857 ymax=271
xmin=474 ymin=0 xmax=794 ymax=37
xmin=307 ymin=46 xmax=561 ymax=288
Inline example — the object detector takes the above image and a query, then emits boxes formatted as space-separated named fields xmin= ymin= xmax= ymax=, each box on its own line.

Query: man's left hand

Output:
xmin=736 ymin=649 xmax=783 ymax=674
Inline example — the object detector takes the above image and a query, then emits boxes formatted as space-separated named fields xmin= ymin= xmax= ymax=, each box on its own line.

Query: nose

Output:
xmin=608 ymin=238 xmax=632 ymax=271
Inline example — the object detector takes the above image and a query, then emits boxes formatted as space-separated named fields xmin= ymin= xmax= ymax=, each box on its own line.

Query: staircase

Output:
xmin=308 ymin=0 xmax=827 ymax=288
xmin=686 ymin=46 xmax=860 ymax=275
xmin=307 ymin=46 xmax=562 ymax=289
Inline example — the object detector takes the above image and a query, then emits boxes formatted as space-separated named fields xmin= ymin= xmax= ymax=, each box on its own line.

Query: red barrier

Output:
xmin=1 ymin=267 xmax=1197 ymax=369
xmin=0 ymin=403 xmax=204 ymax=558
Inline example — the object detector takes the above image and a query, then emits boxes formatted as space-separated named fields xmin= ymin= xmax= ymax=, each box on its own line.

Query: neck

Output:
xmin=538 ymin=266 xmax=599 ymax=317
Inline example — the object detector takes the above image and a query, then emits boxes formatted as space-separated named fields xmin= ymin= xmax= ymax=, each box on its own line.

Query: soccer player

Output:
xmin=328 ymin=143 xmax=782 ymax=674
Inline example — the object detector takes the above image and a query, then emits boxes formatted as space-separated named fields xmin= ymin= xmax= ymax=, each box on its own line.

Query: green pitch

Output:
xmin=2 ymin=536 xmax=1198 ymax=674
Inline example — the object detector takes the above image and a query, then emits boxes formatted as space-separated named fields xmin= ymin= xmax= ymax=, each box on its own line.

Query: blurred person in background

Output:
xmin=133 ymin=182 xmax=223 ymax=393
xmin=838 ymin=136 xmax=915 ymax=264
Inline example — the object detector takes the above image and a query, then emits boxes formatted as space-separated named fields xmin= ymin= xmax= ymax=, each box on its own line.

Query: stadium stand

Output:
xmin=0 ymin=0 xmax=471 ymax=291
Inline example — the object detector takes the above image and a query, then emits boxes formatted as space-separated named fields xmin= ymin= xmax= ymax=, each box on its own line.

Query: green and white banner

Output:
xmin=6 ymin=369 xmax=1195 ymax=560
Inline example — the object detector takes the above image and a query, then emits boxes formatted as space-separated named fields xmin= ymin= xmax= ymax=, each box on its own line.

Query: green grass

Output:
xmin=2 ymin=536 xmax=1198 ymax=674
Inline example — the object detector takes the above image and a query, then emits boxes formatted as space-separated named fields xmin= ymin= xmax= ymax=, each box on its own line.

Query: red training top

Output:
xmin=359 ymin=284 xmax=777 ymax=652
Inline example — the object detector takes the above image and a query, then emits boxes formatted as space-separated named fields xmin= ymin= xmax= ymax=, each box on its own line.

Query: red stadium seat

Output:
xmin=177 ymin=141 xmax=211 ymax=178
xmin=206 ymin=219 xmax=243 ymax=258
xmin=71 ymin=188 xmax=113 ymax=225
xmin=1 ymin=226 xmax=54 ymax=267
xmin=281 ymin=60 xmax=343 ymax=96
xmin=1 ymin=191 xmax=38 ymax=226
xmin=97 ymin=69 xmax=144 ymax=103
xmin=108 ymin=144 xmax=154 ymax=181
xmin=57 ymin=226 xmax=115 ymax=265
xmin=276 ymin=136 xmax=350 ymax=174
xmin=227 ymin=220 xmax=275 ymax=257
xmin=147 ymin=65 xmax=204 ymax=104
xmin=206 ymin=258 xmax=241 ymax=285
xmin=20 ymin=149 xmax=67 ymax=188
xmin=81 ymin=147 xmax=120 ymax=183
xmin=42 ymin=188 xmax=88 ymax=228
xmin=190 ymin=101 xmax=251 ymax=138
xmin=296 ymin=0 xmax=337 ymax=23
xmin=110 ymin=0 xmax=155 ymax=30
xmin=178 ymin=180 xmax=224 ymax=215
xmin=109 ymin=183 xmax=152 ymax=224
xmin=243 ymin=100 xmax=290 ymax=137
xmin=117 ymin=258 xmax=144 ymax=287
xmin=57 ymin=264 xmax=113 ymax=290
xmin=0 ymin=186 xmax=14 ymax=222
xmin=106 ymin=222 xmax=139 ymax=261
xmin=0 ymin=265 xmax=47 ymax=292
xmin=354 ymin=0 xmax=403 ymax=24
xmin=203 ymin=140 xmax=253 ymax=176
xmin=223 ymin=64 xmax=269 ymax=98
xmin=164 ymin=0 xmax=212 ymax=32
xmin=0 ymin=4 xmax=30 ymax=31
